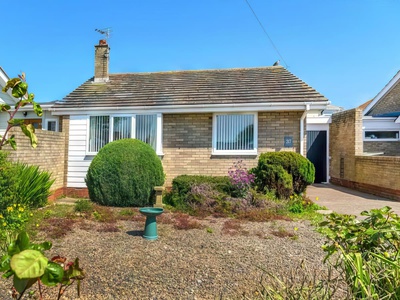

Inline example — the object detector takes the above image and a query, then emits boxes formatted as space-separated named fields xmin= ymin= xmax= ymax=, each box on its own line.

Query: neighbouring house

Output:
xmin=329 ymin=70 xmax=400 ymax=200
xmin=362 ymin=70 xmax=400 ymax=156
xmin=0 ymin=67 xmax=60 ymax=134
xmin=46 ymin=40 xmax=330 ymax=196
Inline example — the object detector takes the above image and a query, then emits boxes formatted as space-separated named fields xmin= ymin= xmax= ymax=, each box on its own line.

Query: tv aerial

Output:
xmin=95 ymin=28 xmax=112 ymax=39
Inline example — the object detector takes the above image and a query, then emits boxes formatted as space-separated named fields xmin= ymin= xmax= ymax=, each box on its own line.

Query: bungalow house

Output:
xmin=50 ymin=40 xmax=330 ymax=195
xmin=0 ymin=67 xmax=59 ymax=134
xmin=362 ymin=70 xmax=400 ymax=156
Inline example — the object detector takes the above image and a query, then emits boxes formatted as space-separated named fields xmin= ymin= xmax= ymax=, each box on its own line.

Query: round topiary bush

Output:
xmin=251 ymin=151 xmax=315 ymax=198
xmin=85 ymin=139 xmax=165 ymax=207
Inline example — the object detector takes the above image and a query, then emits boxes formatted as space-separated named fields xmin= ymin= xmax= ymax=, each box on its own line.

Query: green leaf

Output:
xmin=66 ymin=258 xmax=85 ymax=280
xmin=28 ymin=93 xmax=34 ymax=101
xmin=2 ymin=269 xmax=14 ymax=279
xmin=0 ymin=255 xmax=11 ymax=272
xmin=8 ymin=118 xmax=24 ymax=126
xmin=10 ymin=250 xmax=48 ymax=279
xmin=13 ymin=276 xmax=37 ymax=294
xmin=20 ymin=124 xmax=37 ymax=148
xmin=30 ymin=241 xmax=52 ymax=252
xmin=41 ymin=262 xmax=64 ymax=286
xmin=12 ymin=82 xmax=28 ymax=98
xmin=2 ymin=78 xmax=21 ymax=93
xmin=16 ymin=232 xmax=30 ymax=251
xmin=33 ymin=102 xmax=42 ymax=117
xmin=7 ymin=242 xmax=20 ymax=256
xmin=0 ymin=104 xmax=11 ymax=112
xmin=8 ymin=135 xmax=17 ymax=150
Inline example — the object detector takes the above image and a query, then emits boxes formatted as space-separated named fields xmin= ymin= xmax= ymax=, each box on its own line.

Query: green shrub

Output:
xmin=164 ymin=175 xmax=233 ymax=209
xmin=319 ymin=207 xmax=400 ymax=299
xmin=14 ymin=163 xmax=54 ymax=208
xmin=74 ymin=199 xmax=93 ymax=213
xmin=251 ymin=152 xmax=315 ymax=198
xmin=85 ymin=139 xmax=165 ymax=207
xmin=0 ymin=152 xmax=18 ymax=211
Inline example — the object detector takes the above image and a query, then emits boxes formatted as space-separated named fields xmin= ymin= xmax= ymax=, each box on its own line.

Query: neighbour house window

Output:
xmin=47 ymin=120 xmax=57 ymax=132
xmin=365 ymin=131 xmax=399 ymax=140
xmin=88 ymin=114 xmax=162 ymax=154
xmin=212 ymin=113 xmax=257 ymax=155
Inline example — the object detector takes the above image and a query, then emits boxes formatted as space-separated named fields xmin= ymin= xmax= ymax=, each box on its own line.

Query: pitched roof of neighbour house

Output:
xmin=53 ymin=66 xmax=328 ymax=111
xmin=364 ymin=70 xmax=400 ymax=117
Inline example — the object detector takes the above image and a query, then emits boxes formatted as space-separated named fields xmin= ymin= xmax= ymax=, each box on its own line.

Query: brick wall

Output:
xmin=162 ymin=111 xmax=302 ymax=185
xmin=330 ymin=108 xmax=400 ymax=200
xmin=364 ymin=141 xmax=400 ymax=156
xmin=5 ymin=128 xmax=66 ymax=199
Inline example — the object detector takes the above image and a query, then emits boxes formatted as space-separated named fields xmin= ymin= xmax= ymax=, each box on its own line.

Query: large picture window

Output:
xmin=88 ymin=114 xmax=162 ymax=154
xmin=212 ymin=113 xmax=257 ymax=155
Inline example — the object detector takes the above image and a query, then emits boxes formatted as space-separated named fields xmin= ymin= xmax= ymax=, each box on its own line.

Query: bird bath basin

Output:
xmin=139 ymin=207 xmax=164 ymax=240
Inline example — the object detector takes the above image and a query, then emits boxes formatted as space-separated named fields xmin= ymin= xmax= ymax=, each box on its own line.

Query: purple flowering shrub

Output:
xmin=228 ymin=160 xmax=255 ymax=197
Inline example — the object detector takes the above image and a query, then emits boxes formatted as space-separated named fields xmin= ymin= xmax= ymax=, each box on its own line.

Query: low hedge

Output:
xmin=164 ymin=175 xmax=233 ymax=208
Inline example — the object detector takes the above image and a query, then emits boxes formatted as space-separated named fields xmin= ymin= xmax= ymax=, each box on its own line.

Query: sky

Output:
xmin=2 ymin=0 xmax=400 ymax=109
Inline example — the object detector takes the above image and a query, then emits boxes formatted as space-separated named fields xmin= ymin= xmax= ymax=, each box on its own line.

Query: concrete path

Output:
xmin=306 ymin=183 xmax=400 ymax=217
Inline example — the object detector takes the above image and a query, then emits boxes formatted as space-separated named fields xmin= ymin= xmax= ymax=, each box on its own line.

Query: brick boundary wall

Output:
xmin=330 ymin=108 xmax=400 ymax=201
xmin=5 ymin=128 xmax=66 ymax=201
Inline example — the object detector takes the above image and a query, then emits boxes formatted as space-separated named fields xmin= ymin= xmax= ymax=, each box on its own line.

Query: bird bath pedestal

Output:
xmin=139 ymin=207 xmax=164 ymax=240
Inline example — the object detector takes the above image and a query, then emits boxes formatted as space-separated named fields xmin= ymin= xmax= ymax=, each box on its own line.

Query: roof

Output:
xmin=54 ymin=66 xmax=328 ymax=110
xmin=364 ymin=70 xmax=400 ymax=116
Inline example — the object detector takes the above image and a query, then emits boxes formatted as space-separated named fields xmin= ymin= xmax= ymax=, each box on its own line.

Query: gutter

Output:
xmin=48 ymin=101 xmax=329 ymax=115
xmin=300 ymin=104 xmax=310 ymax=156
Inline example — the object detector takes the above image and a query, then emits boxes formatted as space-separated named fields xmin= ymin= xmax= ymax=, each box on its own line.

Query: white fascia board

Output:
xmin=306 ymin=116 xmax=331 ymax=125
xmin=396 ymin=116 xmax=400 ymax=124
xmin=49 ymin=101 xmax=329 ymax=115
xmin=363 ymin=70 xmax=400 ymax=116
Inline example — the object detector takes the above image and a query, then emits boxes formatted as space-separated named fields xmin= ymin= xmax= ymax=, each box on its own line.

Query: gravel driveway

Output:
xmin=0 ymin=214 xmax=336 ymax=300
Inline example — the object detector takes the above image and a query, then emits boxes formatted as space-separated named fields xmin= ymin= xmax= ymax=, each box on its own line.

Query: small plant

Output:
xmin=74 ymin=199 xmax=93 ymax=213
xmin=173 ymin=213 xmax=204 ymax=230
xmin=0 ymin=204 xmax=30 ymax=239
xmin=206 ymin=227 xmax=213 ymax=234
xmin=319 ymin=206 xmax=400 ymax=299
xmin=228 ymin=160 xmax=255 ymax=198
xmin=14 ymin=163 xmax=55 ymax=208
xmin=256 ymin=261 xmax=343 ymax=299
xmin=0 ymin=232 xmax=84 ymax=299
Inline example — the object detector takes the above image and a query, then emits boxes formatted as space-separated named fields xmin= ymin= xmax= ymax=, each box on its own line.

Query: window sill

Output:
xmin=211 ymin=150 xmax=258 ymax=156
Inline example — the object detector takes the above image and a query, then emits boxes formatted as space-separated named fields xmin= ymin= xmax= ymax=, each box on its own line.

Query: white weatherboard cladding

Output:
xmin=67 ymin=116 xmax=90 ymax=188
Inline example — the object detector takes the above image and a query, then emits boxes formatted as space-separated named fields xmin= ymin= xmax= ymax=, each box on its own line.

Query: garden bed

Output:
xmin=0 ymin=207 xmax=340 ymax=300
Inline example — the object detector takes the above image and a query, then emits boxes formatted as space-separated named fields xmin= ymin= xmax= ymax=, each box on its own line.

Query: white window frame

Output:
xmin=44 ymin=119 xmax=58 ymax=132
xmin=364 ymin=130 xmax=400 ymax=142
xmin=86 ymin=113 xmax=163 ymax=155
xmin=212 ymin=112 xmax=258 ymax=155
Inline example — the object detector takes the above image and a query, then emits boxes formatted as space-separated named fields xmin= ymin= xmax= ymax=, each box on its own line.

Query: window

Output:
xmin=212 ymin=113 xmax=257 ymax=155
xmin=89 ymin=116 xmax=109 ymax=152
xmin=365 ymin=131 xmax=399 ymax=140
xmin=88 ymin=114 xmax=162 ymax=154
xmin=47 ymin=120 xmax=57 ymax=132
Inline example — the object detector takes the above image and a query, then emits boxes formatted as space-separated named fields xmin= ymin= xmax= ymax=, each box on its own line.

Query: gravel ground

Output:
xmin=0 ymin=213 xmax=336 ymax=300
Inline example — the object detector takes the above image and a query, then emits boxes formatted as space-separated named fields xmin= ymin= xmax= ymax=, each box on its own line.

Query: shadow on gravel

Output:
xmin=126 ymin=230 xmax=143 ymax=237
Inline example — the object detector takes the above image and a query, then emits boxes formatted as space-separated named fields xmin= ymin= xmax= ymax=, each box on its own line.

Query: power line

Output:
xmin=244 ymin=0 xmax=289 ymax=68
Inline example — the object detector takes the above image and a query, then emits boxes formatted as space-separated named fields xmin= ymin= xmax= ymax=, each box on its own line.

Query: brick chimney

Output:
xmin=94 ymin=39 xmax=110 ymax=82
